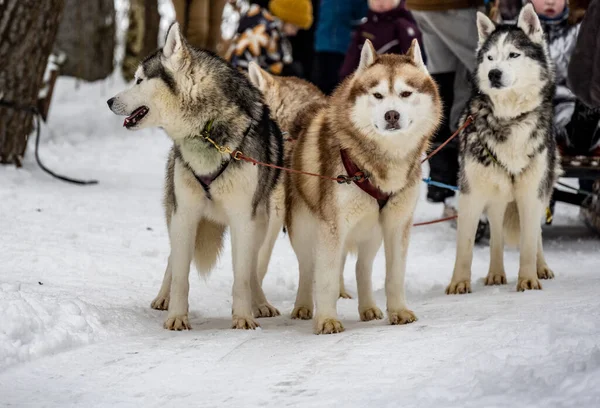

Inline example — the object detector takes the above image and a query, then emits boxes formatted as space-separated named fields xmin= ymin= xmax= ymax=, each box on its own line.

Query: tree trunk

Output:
xmin=0 ymin=0 xmax=65 ymax=166
xmin=122 ymin=0 xmax=160 ymax=82
xmin=54 ymin=0 xmax=115 ymax=81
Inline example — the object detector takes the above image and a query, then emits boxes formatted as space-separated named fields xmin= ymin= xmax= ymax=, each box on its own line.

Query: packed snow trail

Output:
xmin=1 ymin=77 xmax=599 ymax=408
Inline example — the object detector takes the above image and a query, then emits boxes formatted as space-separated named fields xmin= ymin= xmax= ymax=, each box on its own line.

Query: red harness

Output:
xmin=340 ymin=149 xmax=391 ymax=210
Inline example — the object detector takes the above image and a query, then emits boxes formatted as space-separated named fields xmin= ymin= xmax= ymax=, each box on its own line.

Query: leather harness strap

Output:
xmin=340 ymin=149 xmax=391 ymax=210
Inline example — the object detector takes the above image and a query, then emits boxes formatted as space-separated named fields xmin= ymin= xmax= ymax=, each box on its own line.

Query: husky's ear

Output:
xmin=357 ymin=40 xmax=377 ymax=74
xmin=163 ymin=22 xmax=187 ymax=60
xmin=248 ymin=61 xmax=273 ymax=92
xmin=407 ymin=39 xmax=427 ymax=73
xmin=476 ymin=11 xmax=495 ymax=46
xmin=518 ymin=3 xmax=544 ymax=43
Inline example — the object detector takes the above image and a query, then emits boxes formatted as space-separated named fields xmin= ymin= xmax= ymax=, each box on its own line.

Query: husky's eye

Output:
xmin=136 ymin=78 xmax=143 ymax=85
xmin=400 ymin=91 xmax=412 ymax=98
xmin=373 ymin=92 xmax=384 ymax=100
xmin=509 ymin=52 xmax=520 ymax=59
xmin=487 ymin=55 xmax=493 ymax=61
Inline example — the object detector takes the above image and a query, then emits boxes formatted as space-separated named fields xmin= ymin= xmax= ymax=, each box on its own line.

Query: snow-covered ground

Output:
xmin=1 ymin=75 xmax=600 ymax=407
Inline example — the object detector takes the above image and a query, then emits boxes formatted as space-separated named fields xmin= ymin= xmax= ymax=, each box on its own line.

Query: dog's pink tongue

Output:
xmin=123 ymin=107 xmax=144 ymax=127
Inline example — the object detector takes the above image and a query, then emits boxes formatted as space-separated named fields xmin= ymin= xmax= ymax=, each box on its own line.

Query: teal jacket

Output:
xmin=315 ymin=0 xmax=369 ymax=54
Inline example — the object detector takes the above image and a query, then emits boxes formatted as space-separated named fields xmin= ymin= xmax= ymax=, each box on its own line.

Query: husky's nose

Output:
xmin=488 ymin=69 xmax=503 ymax=87
xmin=107 ymin=97 xmax=115 ymax=109
xmin=385 ymin=110 xmax=400 ymax=125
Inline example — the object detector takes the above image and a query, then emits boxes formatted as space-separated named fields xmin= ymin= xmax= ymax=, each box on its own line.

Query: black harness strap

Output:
xmin=192 ymin=159 xmax=230 ymax=196
xmin=189 ymin=112 xmax=260 ymax=196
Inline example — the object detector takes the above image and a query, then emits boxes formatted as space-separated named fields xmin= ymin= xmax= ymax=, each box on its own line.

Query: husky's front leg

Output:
xmin=164 ymin=207 xmax=202 ymax=330
xmin=446 ymin=192 xmax=487 ymax=294
xmin=356 ymin=232 xmax=383 ymax=321
xmin=515 ymin=192 xmax=544 ymax=291
xmin=339 ymin=250 xmax=352 ymax=299
xmin=382 ymin=213 xmax=417 ymax=326
xmin=313 ymin=224 xmax=344 ymax=334
xmin=256 ymin=211 xmax=283 ymax=286
xmin=230 ymin=217 xmax=268 ymax=329
xmin=151 ymin=256 xmax=172 ymax=310
xmin=250 ymin=215 xmax=280 ymax=318
xmin=290 ymin=210 xmax=317 ymax=320
xmin=536 ymin=233 xmax=554 ymax=280
xmin=485 ymin=201 xmax=508 ymax=285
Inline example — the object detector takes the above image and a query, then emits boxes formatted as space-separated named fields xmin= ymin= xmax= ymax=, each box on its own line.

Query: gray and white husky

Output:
xmin=447 ymin=4 xmax=561 ymax=295
xmin=107 ymin=23 xmax=284 ymax=330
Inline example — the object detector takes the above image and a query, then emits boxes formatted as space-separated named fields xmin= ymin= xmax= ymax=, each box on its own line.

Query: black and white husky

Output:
xmin=447 ymin=4 xmax=561 ymax=295
xmin=107 ymin=23 xmax=284 ymax=330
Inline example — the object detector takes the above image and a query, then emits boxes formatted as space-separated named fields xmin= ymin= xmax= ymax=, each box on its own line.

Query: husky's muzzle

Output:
xmin=384 ymin=110 xmax=401 ymax=131
xmin=107 ymin=98 xmax=149 ymax=129
xmin=488 ymin=69 xmax=504 ymax=89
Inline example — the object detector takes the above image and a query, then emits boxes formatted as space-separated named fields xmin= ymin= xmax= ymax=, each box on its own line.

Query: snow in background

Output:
xmin=1 ymin=2 xmax=600 ymax=407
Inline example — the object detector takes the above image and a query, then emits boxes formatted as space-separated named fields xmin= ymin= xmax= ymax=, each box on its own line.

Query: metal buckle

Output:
xmin=353 ymin=172 xmax=367 ymax=183
xmin=336 ymin=175 xmax=352 ymax=184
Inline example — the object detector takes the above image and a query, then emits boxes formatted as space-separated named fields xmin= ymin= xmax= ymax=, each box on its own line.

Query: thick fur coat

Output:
xmin=108 ymin=23 xmax=284 ymax=330
xmin=447 ymin=5 xmax=561 ymax=295
xmin=284 ymin=40 xmax=442 ymax=334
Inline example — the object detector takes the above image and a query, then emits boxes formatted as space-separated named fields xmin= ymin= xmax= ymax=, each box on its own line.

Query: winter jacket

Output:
xmin=339 ymin=3 xmax=426 ymax=80
xmin=540 ymin=12 xmax=581 ymax=138
xmin=225 ymin=5 xmax=292 ymax=75
xmin=568 ymin=0 xmax=600 ymax=108
xmin=405 ymin=0 xmax=484 ymax=11
xmin=314 ymin=0 xmax=369 ymax=54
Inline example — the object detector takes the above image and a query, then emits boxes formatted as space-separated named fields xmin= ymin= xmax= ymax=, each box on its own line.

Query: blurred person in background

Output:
xmin=339 ymin=0 xmax=425 ymax=80
xmin=405 ymin=0 xmax=484 ymax=221
xmin=172 ymin=0 xmax=227 ymax=53
xmin=567 ymin=0 xmax=600 ymax=231
xmin=529 ymin=0 xmax=599 ymax=201
xmin=568 ymin=0 xmax=599 ymax=109
xmin=528 ymin=0 xmax=599 ymax=159
xmin=225 ymin=0 xmax=313 ymax=76
xmin=254 ymin=0 xmax=320 ymax=79
xmin=487 ymin=0 xmax=524 ymax=22
xmin=312 ymin=0 xmax=369 ymax=94
xmin=288 ymin=0 xmax=320 ymax=79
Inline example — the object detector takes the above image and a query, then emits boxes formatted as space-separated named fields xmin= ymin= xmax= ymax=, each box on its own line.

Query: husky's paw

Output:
xmin=485 ymin=272 xmax=507 ymax=286
xmin=339 ymin=291 xmax=353 ymax=299
xmin=517 ymin=277 xmax=542 ymax=292
xmin=445 ymin=280 xmax=472 ymax=295
xmin=253 ymin=303 xmax=280 ymax=318
xmin=232 ymin=315 xmax=260 ymax=330
xmin=164 ymin=315 xmax=191 ymax=330
xmin=388 ymin=309 xmax=418 ymax=326
xmin=151 ymin=295 xmax=169 ymax=310
xmin=291 ymin=306 xmax=313 ymax=320
xmin=359 ymin=306 xmax=383 ymax=322
xmin=537 ymin=265 xmax=555 ymax=280
xmin=314 ymin=317 xmax=344 ymax=335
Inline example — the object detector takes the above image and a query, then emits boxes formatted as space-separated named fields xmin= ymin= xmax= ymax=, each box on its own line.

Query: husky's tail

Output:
xmin=193 ymin=219 xmax=226 ymax=276
xmin=503 ymin=201 xmax=520 ymax=248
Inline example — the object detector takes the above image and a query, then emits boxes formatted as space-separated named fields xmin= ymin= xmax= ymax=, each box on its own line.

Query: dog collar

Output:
xmin=340 ymin=149 xmax=390 ymax=210
xmin=190 ymin=119 xmax=232 ymax=196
